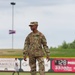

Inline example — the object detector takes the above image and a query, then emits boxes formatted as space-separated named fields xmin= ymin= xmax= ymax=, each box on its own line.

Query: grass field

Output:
xmin=0 ymin=72 xmax=75 ymax=75
xmin=0 ymin=49 xmax=75 ymax=58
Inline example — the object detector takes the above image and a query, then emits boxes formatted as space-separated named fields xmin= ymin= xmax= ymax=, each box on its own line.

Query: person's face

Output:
xmin=29 ymin=25 xmax=37 ymax=31
xmin=15 ymin=58 xmax=17 ymax=60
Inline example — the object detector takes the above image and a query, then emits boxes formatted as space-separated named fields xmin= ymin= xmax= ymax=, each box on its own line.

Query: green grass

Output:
xmin=0 ymin=72 xmax=75 ymax=75
xmin=0 ymin=49 xmax=75 ymax=58
xmin=50 ymin=49 xmax=75 ymax=57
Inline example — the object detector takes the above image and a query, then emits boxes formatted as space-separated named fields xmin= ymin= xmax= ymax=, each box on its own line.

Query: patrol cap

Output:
xmin=29 ymin=21 xmax=38 ymax=26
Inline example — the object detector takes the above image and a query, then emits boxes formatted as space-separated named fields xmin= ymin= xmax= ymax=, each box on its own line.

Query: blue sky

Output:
xmin=0 ymin=0 xmax=75 ymax=49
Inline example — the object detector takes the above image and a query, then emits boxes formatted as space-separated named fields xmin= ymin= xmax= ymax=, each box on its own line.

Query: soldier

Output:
xmin=23 ymin=21 xmax=50 ymax=75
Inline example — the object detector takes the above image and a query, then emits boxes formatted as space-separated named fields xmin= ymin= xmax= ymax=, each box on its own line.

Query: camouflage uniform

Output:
xmin=23 ymin=22 xmax=50 ymax=75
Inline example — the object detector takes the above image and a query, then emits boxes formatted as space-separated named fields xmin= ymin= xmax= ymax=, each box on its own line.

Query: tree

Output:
xmin=70 ymin=40 xmax=75 ymax=49
xmin=61 ymin=41 xmax=68 ymax=49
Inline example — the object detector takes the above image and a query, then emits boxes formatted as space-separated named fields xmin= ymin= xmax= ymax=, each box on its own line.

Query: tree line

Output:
xmin=50 ymin=40 xmax=75 ymax=49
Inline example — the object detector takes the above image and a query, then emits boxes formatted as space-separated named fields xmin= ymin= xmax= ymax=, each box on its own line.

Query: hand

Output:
xmin=16 ymin=63 xmax=18 ymax=66
xmin=24 ymin=56 xmax=27 ymax=61
xmin=46 ymin=56 xmax=50 ymax=62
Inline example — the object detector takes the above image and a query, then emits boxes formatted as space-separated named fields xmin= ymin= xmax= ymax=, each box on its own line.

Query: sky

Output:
xmin=0 ymin=0 xmax=75 ymax=49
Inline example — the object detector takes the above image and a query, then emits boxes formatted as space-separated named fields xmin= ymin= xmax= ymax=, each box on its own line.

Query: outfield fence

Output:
xmin=0 ymin=58 xmax=75 ymax=73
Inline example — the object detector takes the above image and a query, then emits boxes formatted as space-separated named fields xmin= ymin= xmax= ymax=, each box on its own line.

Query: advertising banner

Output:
xmin=0 ymin=58 xmax=50 ymax=72
xmin=52 ymin=58 xmax=75 ymax=72
xmin=0 ymin=58 xmax=20 ymax=71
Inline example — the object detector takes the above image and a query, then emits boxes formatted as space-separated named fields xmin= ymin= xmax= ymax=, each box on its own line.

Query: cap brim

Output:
xmin=29 ymin=24 xmax=38 ymax=26
xmin=29 ymin=24 xmax=34 ymax=26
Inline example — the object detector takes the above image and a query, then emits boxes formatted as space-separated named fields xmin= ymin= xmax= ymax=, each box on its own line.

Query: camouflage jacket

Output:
xmin=23 ymin=31 xmax=50 ymax=57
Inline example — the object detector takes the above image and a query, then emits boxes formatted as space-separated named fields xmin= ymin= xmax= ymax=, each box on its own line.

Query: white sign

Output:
xmin=21 ymin=58 xmax=30 ymax=71
xmin=0 ymin=58 xmax=50 ymax=72
xmin=0 ymin=58 xmax=20 ymax=71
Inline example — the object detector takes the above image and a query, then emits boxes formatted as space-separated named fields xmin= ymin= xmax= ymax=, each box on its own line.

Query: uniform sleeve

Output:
xmin=23 ymin=35 xmax=30 ymax=57
xmin=41 ymin=35 xmax=50 ymax=57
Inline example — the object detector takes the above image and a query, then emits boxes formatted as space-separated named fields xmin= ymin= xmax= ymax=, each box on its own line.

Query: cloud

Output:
xmin=0 ymin=0 xmax=75 ymax=48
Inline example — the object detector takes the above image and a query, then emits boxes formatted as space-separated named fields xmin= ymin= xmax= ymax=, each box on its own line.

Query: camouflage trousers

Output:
xmin=29 ymin=56 xmax=45 ymax=75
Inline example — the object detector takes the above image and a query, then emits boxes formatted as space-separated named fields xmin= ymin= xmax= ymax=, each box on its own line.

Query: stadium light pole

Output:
xmin=10 ymin=2 xmax=16 ymax=50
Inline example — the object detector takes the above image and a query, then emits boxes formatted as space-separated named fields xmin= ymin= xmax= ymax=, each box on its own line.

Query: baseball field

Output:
xmin=0 ymin=72 xmax=75 ymax=75
xmin=0 ymin=49 xmax=75 ymax=75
